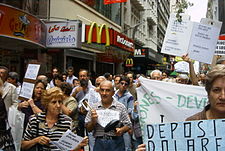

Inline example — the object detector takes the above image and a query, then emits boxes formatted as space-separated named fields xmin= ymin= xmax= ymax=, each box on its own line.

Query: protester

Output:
xmin=181 ymin=54 xmax=199 ymax=85
xmin=85 ymin=80 xmax=132 ymax=151
xmin=49 ymin=67 xmax=60 ymax=88
xmin=104 ymin=72 xmax=113 ymax=81
xmin=53 ymin=74 xmax=63 ymax=87
xmin=72 ymin=77 xmax=100 ymax=151
xmin=113 ymin=76 xmax=133 ymax=151
xmin=150 ymin=69 xmax=162 ymax=80
xmin=7 ymin=71 xmax=21 ymax=95
xmin=186 ymin=64 xmax=225 ymax=120
xmin=0 ymin=66 xmax=18 ymax=112
xmin=37 ymin=75 xmax=51 ymax=89
xmin=126 ymin=72 xmax=137 ymax=101
xmin=66 ymin=66 xmax=78 ymax=85
xmin=131 ymin=101 xmax=143 ymax=150
xmin=18 ymin=80 xmax=46 ymax=128
xmin=95 ymin=76 xmax=106 ymax=92
xmin=62 ymin=72 xmax=67 ymax=82
xmin=0 ymin=77 xmax=15 ymax=150
xmin=59 ymin=82 xmax=79 ymax=131
xmin=176 ymin=73 xmax=189 ymax=84
xmin=113 ymin=74 xmax=121 ymax=91
xmin=198 ymin=73 xmax=206 ymax=86
xmin=21 ymin=87 xmax=88 ymax=151
xmin=73 ymin=79 xmax=80 ymax=88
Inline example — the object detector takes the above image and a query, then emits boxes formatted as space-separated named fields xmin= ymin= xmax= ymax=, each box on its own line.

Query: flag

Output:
xmin=104 ymin=0 xmax=127 ymax=5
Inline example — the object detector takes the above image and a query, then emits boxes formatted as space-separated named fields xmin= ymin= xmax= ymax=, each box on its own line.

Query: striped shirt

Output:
xmin=85 ymin=99 xmax=132 ymax=137
xmin=23 ymin=112 xmax=73 ymax=151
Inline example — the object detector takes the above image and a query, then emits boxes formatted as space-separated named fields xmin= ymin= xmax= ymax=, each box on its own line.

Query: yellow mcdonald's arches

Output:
xmin=126 ymin=58 xmax=133 ymax=67
xmin=87 ymin=22 xmax=110 ymax=46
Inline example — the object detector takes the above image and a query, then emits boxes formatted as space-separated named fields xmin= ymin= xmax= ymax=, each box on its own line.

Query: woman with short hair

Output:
xmin=21 ymin=87 xmax=88 ymax=151
xmin=186 ymin=64 xmax=225 ymax=120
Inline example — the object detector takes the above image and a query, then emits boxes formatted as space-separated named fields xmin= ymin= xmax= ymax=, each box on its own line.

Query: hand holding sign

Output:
xmin=96 ymin=109 xmax=120 ymax=128
xmin=90 ymin=109 xmax=98 ymax=125
xmin=52 ymin=129 xmax=84 ymax=151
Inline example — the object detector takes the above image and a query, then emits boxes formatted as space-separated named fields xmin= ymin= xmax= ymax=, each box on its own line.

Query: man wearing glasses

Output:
xmin=113 ymin=76 xmax=134 ymax=151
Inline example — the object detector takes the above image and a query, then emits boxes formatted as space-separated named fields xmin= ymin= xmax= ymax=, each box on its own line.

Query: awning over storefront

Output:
xmin=0 ymin=4 xmax=46 ymax=49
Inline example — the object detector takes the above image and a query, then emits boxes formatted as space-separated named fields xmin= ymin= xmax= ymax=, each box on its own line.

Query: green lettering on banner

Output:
xmin=177 ymin=94 xmax=208 ymax=109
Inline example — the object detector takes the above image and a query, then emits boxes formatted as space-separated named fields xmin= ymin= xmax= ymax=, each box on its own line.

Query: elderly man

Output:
xmin=0 ymin=66 xmax=18 ymax=111
xmin=85 ymin=80 xmax=132 ymax=151
xmin=150 ymin=69 xmax=162 ymax=80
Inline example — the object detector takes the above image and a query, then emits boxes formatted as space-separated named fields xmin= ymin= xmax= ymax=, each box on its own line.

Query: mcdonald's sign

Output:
xmin=125 ymin=58 xmax=133 ymax=67
xmin=86 ymin=22 xmax=111 ymax=46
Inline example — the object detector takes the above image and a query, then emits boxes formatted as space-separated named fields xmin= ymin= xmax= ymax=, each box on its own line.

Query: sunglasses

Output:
xmin=120 ymin=82 xmax=128 ymax=86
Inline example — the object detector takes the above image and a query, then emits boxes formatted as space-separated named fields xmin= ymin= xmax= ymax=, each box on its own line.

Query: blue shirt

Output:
xmin=113 ymin=90 xmax=134 ymax=114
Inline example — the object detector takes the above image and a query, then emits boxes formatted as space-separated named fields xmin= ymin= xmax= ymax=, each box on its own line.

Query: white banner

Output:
xmin=137 ymin=77 xmax=208 ymax=126
xmin=46 ymin=21 xmax=81 ymax=48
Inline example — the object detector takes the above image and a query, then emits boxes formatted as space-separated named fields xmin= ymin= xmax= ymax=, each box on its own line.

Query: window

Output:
xmin=80 ymin=0 xmax=121 ymax=25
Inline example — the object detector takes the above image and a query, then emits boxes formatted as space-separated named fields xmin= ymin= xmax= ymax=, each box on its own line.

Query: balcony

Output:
xmin=130 ymin=0 xmax=145 ymax=11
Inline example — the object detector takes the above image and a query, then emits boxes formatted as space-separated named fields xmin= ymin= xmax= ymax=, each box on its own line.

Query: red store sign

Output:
xmin=112 ymin=30 xmax=134 ymax=52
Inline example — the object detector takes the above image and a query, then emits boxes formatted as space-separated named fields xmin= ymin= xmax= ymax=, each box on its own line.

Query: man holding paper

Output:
xmin=85 ymin=80 xmax=132 ymax=151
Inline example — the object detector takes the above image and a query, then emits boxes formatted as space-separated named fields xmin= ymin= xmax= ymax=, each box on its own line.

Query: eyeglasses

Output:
xmin=120 ymin=82 xmax=128 ymax=86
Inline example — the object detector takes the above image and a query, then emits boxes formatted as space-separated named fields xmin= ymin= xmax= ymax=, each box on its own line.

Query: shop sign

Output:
xmin=45 ymin=20 xmax=82 ymax=48
xmin=0 ymin=4 xmax=46 ymax=47
xmin=113 ymin=30 xmax=134 ymax=52
xmin=134 ymin=49 xmax=146 ymax=57
xmin=125 ymin=58 xmax=133 ymax=67
xmin=86 ymin=22 xmax=111 ymax=46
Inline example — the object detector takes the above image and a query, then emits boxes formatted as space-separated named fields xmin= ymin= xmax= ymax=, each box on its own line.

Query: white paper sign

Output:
xmin=161 ymin=14 xmax=222 ymax=64
xmin=188 ymin=22 xmax=221 ymax=64
xmin=161 ymin=14 xmax=193 ymax=57
xmin=24 ymin=64 xmax=40 ymax=80
xmin=19 ymin=82 xmax=35 ymax=99
xmin=96 ymin=109 xmax=120 ymax=127
xmin=137 ymin=77 xmax=207 ymax=126
xmin=53 ymin=129 xmax=83 ymax=151
xmin=174 ymin=61 xmax=189 ymax=73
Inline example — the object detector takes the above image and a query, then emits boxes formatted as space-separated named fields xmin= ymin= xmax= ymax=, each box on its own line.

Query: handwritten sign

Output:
xmin=96 ymin=109 xmax=120 ymax=127
xmin=144 ymin=119 xmax=225 ymax=151
xmin=19 ymin=82 xmax=35 ymax=99
xmin=24 ymin=64 xmax=40 ymax=80
xmin=53 ymin=129 xmax=83 ymax=151
xmin=161 ymin=14 xmax=193 ymax=57
xmin=45 ymin=21 xmax=81 ymax=48
xmin=188 ymin=22 xmax=221 ymax=64
xmin=137 ymin=77 xmax=207 ymax=127
xmin=162 ymin=13 xmax=222 ymax=64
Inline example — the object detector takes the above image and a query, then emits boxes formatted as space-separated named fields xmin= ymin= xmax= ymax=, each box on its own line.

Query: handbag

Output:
xmin=0 ymin=96 xmax=15 ymax=151
xmin=0 ymin=128 xmax=16 ymax=151
xmin=8 ymin=105 xmax=25 ymax=151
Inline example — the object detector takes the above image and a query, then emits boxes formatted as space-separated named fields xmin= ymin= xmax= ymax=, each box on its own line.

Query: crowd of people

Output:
xmin=1 ymin=55 xmax=225 ymax=151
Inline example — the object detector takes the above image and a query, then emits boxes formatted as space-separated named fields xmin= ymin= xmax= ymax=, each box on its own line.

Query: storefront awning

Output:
xmin=0 ymin=4 xmax=46 ymax=50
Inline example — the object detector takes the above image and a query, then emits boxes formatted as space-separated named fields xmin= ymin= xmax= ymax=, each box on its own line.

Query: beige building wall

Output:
xmin=49 ymin=0 xmax=121 ymax=31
